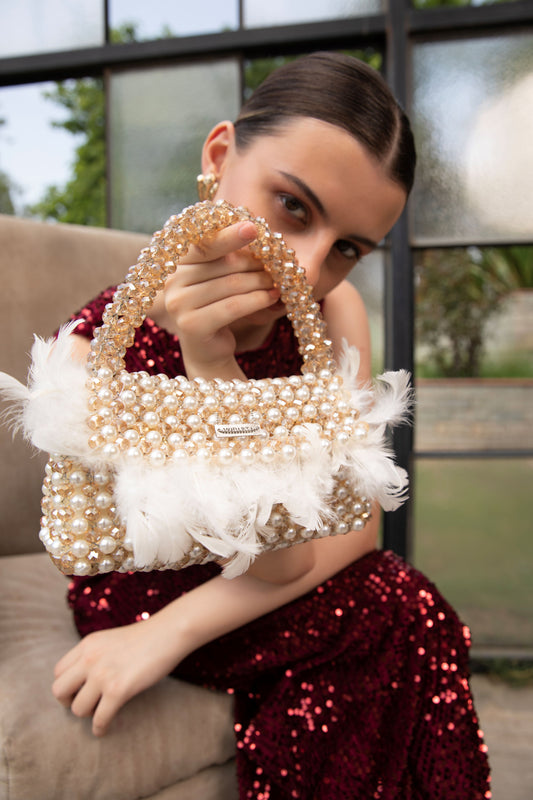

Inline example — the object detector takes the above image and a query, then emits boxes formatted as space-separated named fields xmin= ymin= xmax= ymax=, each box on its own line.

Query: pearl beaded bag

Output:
xmin=0 ymin=200 xmax=411 ymax=578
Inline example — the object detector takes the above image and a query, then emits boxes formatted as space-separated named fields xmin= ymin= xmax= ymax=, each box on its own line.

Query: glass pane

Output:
xmin=349 ymin=251 xmax=385 ymax=375
xmin=109 ymin=0 xmax=238 ymax=40
xmin=412 ymin=33 xmax=533 ymax=245
xmin=244 ymin=0 xmax=383 ymax=28
xmin=0 ymin=0 xmax=104 ymax=58
xmin=110 ymin=60 xmax=240 ymax=233
xmin=244 ymin=49 xmax=383 ymax=99
xmin=413 ymin=458 xmax=533 ymax=650
xmin=414 ymin=246 xmax=533 ymax=452
xmin=0 ymin=82 xmax=88 ymax=217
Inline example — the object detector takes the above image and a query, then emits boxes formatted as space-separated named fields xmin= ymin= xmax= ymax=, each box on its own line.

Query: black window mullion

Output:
xmin=383 ymin=0 xmax=414 ymax=560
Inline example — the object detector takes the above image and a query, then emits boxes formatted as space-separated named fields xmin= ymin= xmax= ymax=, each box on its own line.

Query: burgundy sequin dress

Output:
xmin=67 ymin=288 xmax=491 ymax=800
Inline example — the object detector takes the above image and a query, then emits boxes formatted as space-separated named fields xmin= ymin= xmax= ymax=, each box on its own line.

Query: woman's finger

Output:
xmin=51 ymin=662 xmax=88 ymax=707
xmin=91 ymin=691 xmax=127 ymax=737
xmin=166 ymin=269 xmax=275 ymax=317
xmin=179 ymin=220 xmax=258 ymax=266
xmin=69 ymin=678 xmax=103 ymax=720
xmin=178 ymin=287 xmax=280 ymax=341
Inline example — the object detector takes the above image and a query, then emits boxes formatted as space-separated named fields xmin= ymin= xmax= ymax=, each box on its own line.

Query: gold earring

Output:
xmin=197 ymin=173 xmax=219 ymax=202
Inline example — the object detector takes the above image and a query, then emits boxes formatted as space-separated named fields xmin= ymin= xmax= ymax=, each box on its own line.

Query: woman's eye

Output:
xmin=280 ymin=194 xmax=307 ymax=223
xmin=336 ymin=240 xmax=360 ymax=261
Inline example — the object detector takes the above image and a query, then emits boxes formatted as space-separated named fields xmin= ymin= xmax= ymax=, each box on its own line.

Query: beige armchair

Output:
xmin=0 ymin=214 xmax=237 ymax=800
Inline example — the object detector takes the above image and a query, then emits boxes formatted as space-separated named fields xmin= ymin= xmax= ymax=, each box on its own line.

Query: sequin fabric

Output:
xmin=67 ymin=289 xmax=491 ymax=799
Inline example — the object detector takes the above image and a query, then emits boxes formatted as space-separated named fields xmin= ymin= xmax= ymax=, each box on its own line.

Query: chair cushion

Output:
xmin=0 ymin=553 xmax=236 ymax=800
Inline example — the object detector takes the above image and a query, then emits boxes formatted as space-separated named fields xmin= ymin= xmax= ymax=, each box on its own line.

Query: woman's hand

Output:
xmin=52 ymin=617 xmax=183 ymax=737
xmin=162 ymin=220 xmax=280 ymax=379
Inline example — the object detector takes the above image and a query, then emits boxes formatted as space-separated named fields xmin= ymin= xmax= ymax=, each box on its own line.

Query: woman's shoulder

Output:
xmin=323 ymin=280 xmax=371 ymax=378
xmin=325 ymin=279 xmax=366 ymax=310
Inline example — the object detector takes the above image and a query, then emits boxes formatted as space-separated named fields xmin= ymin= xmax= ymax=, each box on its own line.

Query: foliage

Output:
xmin=416 ymin=249 xmax=507 ymax=377
xmin=0 ymin=117 xmax=15 ymax=214
xmin=28 ymin=24 xmax=139 ymax=227
xmin=28 ymin=78 xmax=106 ymax=226
xmin=244 ymin=49 xmax=382 ymax=98
xmin=0 ymin=171 xmax=15 ymax=214
xmin=483 ymin=246 xmax=533 ymax=290
xmin=416 ymin=244 xmax=533 ymax=378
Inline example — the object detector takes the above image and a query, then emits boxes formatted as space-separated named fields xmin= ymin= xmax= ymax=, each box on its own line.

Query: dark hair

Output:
xmin=235 ymin=52 xmax=416 ymax=195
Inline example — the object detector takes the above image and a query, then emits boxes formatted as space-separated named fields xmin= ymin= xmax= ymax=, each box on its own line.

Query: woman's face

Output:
xmin=202 ymin=116 xmax=407 ymax=319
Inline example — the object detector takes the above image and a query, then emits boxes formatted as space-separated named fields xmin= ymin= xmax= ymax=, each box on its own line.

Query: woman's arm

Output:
xmin=54 ymin=278 xmax=378 ymax=735
xmin=52 ymin=518 xmax=376 ymax=737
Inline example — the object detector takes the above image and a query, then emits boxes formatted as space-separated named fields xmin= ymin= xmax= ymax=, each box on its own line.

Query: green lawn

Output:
xmin=412 ymin=458 xmax=533 ymax=648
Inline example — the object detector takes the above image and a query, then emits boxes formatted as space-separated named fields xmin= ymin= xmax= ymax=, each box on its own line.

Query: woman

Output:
xmin=52 ymin=53 xmax=491 ymax=799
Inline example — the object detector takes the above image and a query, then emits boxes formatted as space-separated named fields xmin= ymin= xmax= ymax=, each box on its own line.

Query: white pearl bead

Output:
xmin=266 ymin=407 xmax=282 ymax=423
xmin=97 ymin=387 xmax=113 ymax=404
xmin=126 ymin=446 xmax=142 ymax=460
xmin=48 ymin=538 xmax=64 ymax=556
xmin=295 ymin=386 xmax=310 ymax=401
xmin=71 ymin=539 xmax=90 ymax=557
xmin=281 ymin=444 xmax=296 ymax=462
xmin=260 ymin=446 xmax=275 ymax=463
xmin=101 ymin=424 xmax=118 ymax=441
xmin=51 ymin=471 xmax=64 ymax=486
xmin=71 ymin=517 xmax=89 ymax=534
xmin=69 ymin=470 xmax=86 ymax=486
xmin=222 ymin=392 xmax=238 ymax=409
xmin=95 ymin=491 xmax=113 ymax=509
xmin=240 ymin=448 xmax=255 ymax=465
xmin=98 ymin=536 xmax=117 ymax=556
xmin=141 ymin=392 xmax=156 ymax=409
xmin=120 ymin=389 xmax=135 ymax=408
xmin=145 ymin=430 xmax=162 ymax=447
xmin=336 ymin=521 xmax=349 ymax=535
xmin=172 ymin=448 xmax=188 ymax=461
xmin=163 ymin=395 xmax=178 ymax=410
xmin=97 ymin=366 xmax=113 ymax=383
xmin=124 ymin=428 xmax=140 ymax=445
xmin=93 ymin=470 xmax=109 ymax=486
xmin=273 ymin=425 xmax=289 ymax=438
xmin=149 ymin=449 xmax=165 ymax=466
xmin=97 ymin=516 xmax=113 ymax=532
xmin=143 ymin=411 xmax=159 ymax=428
xmin=302 ymin=403 xmax=317 ymax=419
xmin=167 ymin=433 xmax=184 ymax=449
xmin=219 ymin=448 xmax=234 ymax=464
xmin=279 ymin=387 xmax=294 ymax=403
xmin=69 ymin=493 xmax=88 ymax=512
xmin=73 ymin=559 xmax=91 ymax=576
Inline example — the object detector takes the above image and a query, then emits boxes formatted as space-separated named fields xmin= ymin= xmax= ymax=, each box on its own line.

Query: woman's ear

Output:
xmin=201 ymin=121 xmax=236 ymax=179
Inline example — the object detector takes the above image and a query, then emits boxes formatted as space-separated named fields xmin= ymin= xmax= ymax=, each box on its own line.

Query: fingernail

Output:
xmin=238 ymin=222 xmax=257 ymax=242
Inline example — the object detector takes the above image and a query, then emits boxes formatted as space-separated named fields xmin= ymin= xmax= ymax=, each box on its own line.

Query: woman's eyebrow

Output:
xmin=277 ymin=170 xmax=378 ymax=251
xmin=278 ymin=170 xmax=326 ymax=216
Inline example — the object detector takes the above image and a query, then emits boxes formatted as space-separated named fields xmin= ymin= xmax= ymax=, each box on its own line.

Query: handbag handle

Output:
xmin=87 ymin=200 xmax=334 ymax=379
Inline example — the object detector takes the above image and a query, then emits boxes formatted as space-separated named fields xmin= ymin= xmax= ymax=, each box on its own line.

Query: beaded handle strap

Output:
xmin=87 ymin=200 xmax=334 ymax=380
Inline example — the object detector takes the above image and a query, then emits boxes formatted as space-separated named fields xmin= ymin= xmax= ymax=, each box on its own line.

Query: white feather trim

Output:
xmin=1 ymin=328 xmax=413 ymax=576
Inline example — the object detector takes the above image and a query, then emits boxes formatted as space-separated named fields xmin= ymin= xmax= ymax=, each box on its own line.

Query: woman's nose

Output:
xmin=293 ymin=238 xmax=329 ymax=288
